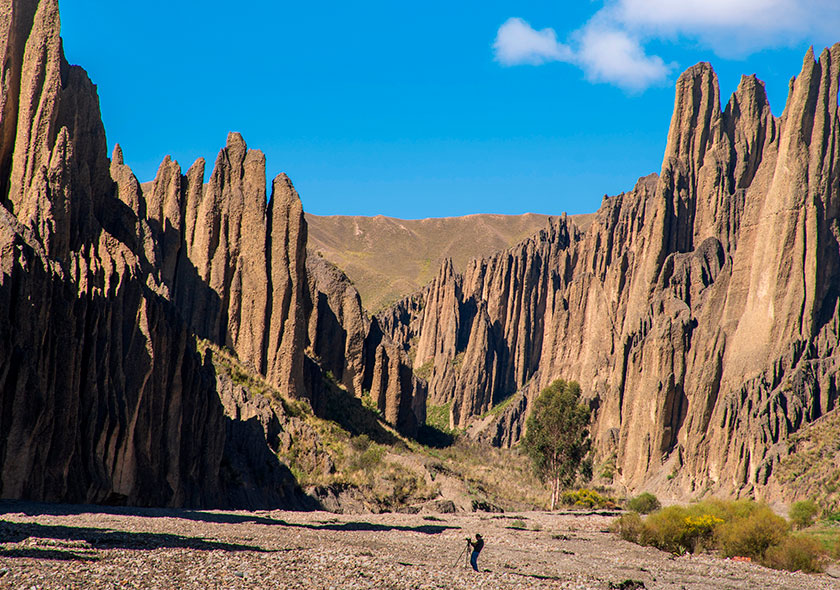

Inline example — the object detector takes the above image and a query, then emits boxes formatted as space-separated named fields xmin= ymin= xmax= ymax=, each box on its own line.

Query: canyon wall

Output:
xmin=306 ymin=254 xmax=426 ymax=435
xmin=0 ymin=0 xmax=423 ymax=507
xmin=380 ymin=50 xmax=840 ymax=498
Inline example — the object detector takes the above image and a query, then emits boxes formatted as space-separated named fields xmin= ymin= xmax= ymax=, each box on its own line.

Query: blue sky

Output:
xmin=60 ymin=1 xmax=840 ymax=218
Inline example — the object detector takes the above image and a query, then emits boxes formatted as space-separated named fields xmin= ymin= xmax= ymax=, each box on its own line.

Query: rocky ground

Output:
xmin=1 ymin=502 xmax=838 ymax=589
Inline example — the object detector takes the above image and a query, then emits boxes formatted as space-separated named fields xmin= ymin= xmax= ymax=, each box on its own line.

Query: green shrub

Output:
xmin=509 ymin=519 xmax=527 ymax=529
xmin=716 ymin=506 xmax=789 ymax=559
xmin=627 ymin=492 xmax=661 ymax=514
xmin=361 ymin=391 xmax=382 ymax=416
xmin=614 ymin=512 xmax=644 ymax=543
xmin=638 ymin=506 xmax=686 ymax=553
xmin=762 ymin=535 xmax=826 ymax=573
xmin=561 ymin=488 xmax=615 ymax=509
xmin=789 ymin=500 xmax=819 ymax=529
xmin=599 ymin=453 xmax=617 ymax=479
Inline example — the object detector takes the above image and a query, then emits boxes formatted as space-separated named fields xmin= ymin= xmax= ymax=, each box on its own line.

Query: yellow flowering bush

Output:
xmin=614 ymin=499 xmax=826 ymax=573
xmin=560 ymin=488 xmax=616 ymax=509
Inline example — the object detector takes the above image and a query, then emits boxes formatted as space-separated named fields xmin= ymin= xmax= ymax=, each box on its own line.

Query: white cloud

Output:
xmin=615 ymin=0 xmax=798 ymax=31
xmin=494 ymin=1 xmax=840 ymax=92
xmin=577 ymin=26 xmax=671 ymax=92
xmin=493 ymin=17 xmax=672 ymax=92
xmin=608 ymin=0 xmax=840 ymax=56
xmin=493 ymin=18 xmax=573 ymax=66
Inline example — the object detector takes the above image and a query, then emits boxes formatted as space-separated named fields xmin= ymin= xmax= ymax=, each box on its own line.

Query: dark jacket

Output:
xmin=469 ymin=538 xmax=484 ymax=553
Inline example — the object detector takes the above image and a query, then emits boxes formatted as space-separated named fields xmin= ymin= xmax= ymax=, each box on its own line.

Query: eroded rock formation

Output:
xmin=305 ymin=254 xmax=426 ymax=435
xmin=380 ymin=50 xmax=840 ymax=499
xmin=0 ymin=0 xmax=423 ymax=507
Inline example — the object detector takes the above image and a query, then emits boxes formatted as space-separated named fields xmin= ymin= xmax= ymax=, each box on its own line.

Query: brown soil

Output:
xmin=1 ymin=502 xmax=837 ymax=589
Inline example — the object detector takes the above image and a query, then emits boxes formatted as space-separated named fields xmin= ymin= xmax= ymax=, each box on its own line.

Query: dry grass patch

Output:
xmin=425 ymin=438 xmax=547 ymax=510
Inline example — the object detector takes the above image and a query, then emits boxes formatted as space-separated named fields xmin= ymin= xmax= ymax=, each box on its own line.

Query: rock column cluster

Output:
xmin=0 ymin=0 xmax=423 ymax=507
xmin=380 ymin=49 xmax=840 ymax=498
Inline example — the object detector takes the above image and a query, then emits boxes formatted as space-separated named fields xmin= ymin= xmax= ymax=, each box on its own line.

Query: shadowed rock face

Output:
xmin=305 ymin=255 xmax=426 ymax=435
xmin=379 ymin=50 xmax=840 ymax=499
xmin=0 ymin=0 xmax=423 ymax=507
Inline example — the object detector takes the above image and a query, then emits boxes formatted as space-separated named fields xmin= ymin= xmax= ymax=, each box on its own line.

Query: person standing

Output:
xmin=466 ymin=533 xmax=484 ymax=572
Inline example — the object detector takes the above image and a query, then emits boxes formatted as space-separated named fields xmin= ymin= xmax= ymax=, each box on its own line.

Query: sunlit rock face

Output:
xmin=380 ymin=49 xmax=840 ymax=499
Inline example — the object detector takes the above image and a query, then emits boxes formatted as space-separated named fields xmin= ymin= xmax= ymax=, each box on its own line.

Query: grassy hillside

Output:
xmin=306 ymin=213 xmax=558 ymax=311
xmin=200 ymin=338 xmax=549 ymax=513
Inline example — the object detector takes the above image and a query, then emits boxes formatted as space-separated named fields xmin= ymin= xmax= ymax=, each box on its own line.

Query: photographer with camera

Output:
xmin=465 ymin=533 xmax=483 ymax=572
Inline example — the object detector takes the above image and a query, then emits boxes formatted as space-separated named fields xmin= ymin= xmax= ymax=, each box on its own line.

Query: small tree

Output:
xmin=522 ymin=379 xmax=591 ymax=510
xmin=789 ymin=500 xmax=819 ymax=529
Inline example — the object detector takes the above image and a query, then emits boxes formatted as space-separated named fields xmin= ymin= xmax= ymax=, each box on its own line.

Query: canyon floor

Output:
xmin=1 ymin=502 xmax=837 ymax=590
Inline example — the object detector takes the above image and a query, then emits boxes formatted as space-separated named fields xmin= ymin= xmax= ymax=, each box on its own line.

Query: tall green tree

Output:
xmin=522 ymin=379 xmax=591 ymax=510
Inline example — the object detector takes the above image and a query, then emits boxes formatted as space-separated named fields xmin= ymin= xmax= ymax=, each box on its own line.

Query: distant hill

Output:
xmin=306 ymin=213 xmax=572 ymax=311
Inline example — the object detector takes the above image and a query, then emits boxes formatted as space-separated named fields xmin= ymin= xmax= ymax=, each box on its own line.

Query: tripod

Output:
xmin=454 ymin=539 xmax=470 ymax=566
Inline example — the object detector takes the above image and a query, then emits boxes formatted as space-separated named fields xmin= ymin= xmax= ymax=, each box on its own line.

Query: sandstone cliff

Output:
xmin=0 ymin=0 xmax=423 ymax=507
xmin=380 ymin=49 xmax=840 ymax=499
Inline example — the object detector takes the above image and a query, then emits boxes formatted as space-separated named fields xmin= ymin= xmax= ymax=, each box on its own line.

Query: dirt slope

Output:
xmin=305 ymin=213 xmax=563 ymax=311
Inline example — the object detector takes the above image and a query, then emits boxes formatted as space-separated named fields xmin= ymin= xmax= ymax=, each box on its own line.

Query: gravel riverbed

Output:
xmin=0 ymin=501 xmax=837 ymax=589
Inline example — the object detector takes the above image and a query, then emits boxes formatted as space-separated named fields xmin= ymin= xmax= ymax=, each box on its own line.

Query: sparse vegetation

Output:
xmin=480 ymin=391 xmax=522 ymax=419
xmin=450 ymin=351 xmax=465 ymax=372
xmin=415 ymin=359 xmax=434 ymax=381
xmin=522 ymin=379 xmax=592 ymax=510
xmin=307 ymin=213 xmax=551 ymax=313
xmin=613 ymin=499 xmax=832 ymax=573
xmin=775 ymin=410 xmax=840 ymax=514
xmin=349 ymin=435 xmax=385 ymax=473
xmin=197 ymin=338 xmax=282 ymax=404
xmin=599 ymin=452 xmax=617 ymax=480
xmin=509 ymin=519 xmax=527 ymax=529
xmin=426 ymin=437 xmax=548 ymax=510
xmin=425 ymin=402 xmax=452 ymax=432
xmin=360 ymin=390 xmax=382 ymax=417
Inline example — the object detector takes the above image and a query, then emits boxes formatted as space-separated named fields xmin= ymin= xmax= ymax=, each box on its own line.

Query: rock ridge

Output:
xmin=0 ymin=0 xmax=423 ymax=508
xmin=379 ymin=50 xmax=840 ymax=500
